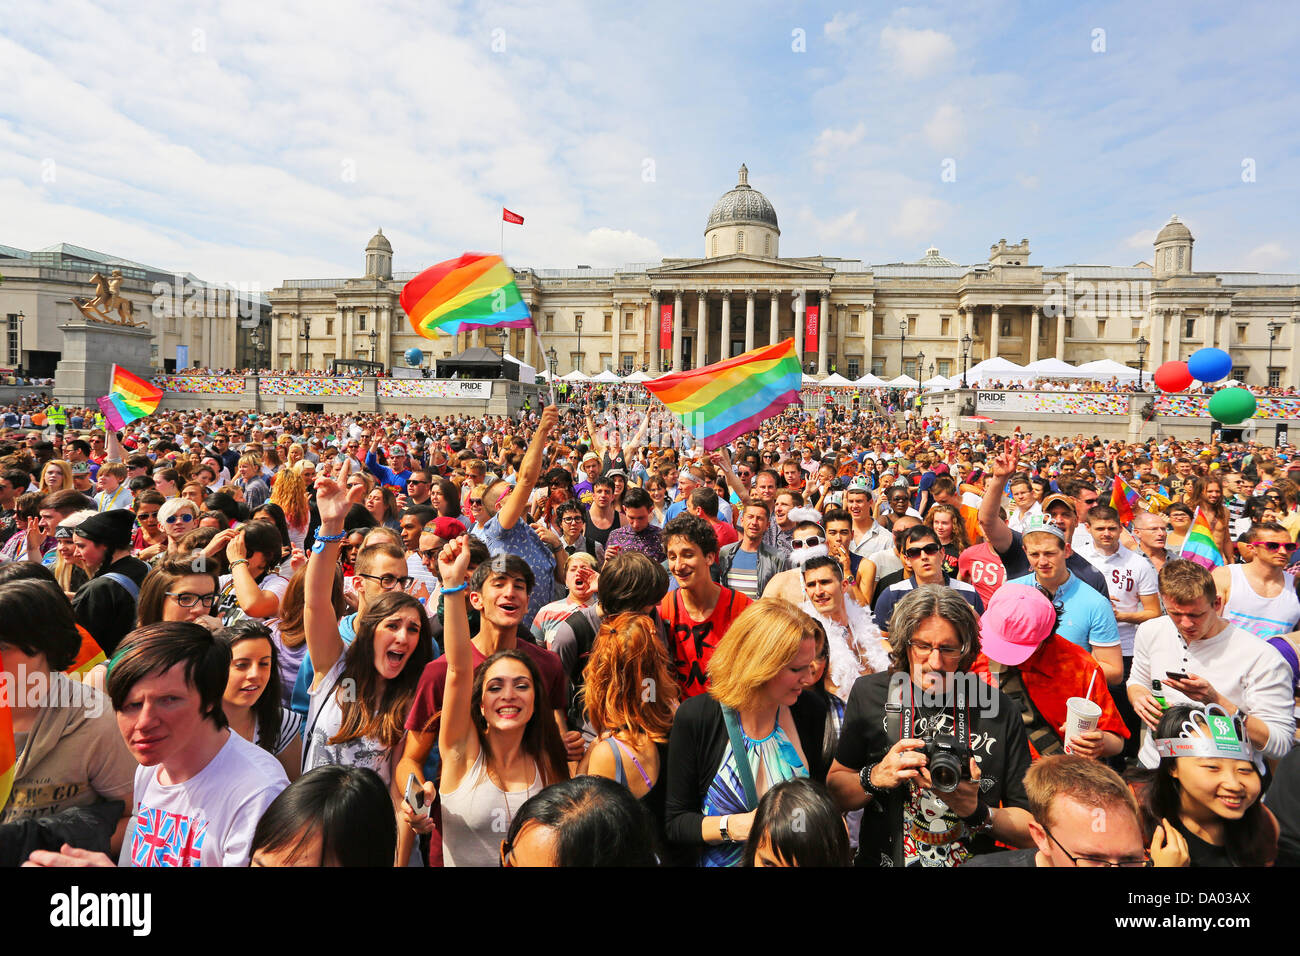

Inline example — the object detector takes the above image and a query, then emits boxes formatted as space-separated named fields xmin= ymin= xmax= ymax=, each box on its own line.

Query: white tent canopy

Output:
xmin=963 ymin=357 xmax=1031 ymax=386
xmin=1074 ymin=359 xmax=1140 ymax=381
xmin=504 ymin=353 xmax=536 ymax=384
xmin=560 ymin=369 xmax=590 ymax=382
xmin=820 ymin=372 xmax=853 ymax=386
xmin=591 ymin=369 xmax=621 ymax=383
xmin=887 ymin=374 xmax=919 ymax=387
xmin=1021 ymin=358 xmax=1083 ymax=378
xmin=624 ymin=369 xmax=650 ymax=382
xmin=853 ymin=373 xmax=887 ymax=386
xmin=922 ymin=376 xmax=952 ymax=390
xmin=802 ymin=373 xmax=821 ymax=386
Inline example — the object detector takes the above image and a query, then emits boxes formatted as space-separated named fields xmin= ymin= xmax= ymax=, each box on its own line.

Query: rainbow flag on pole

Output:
xmin=1178 ymin=507 xmax=1226 ymax=570
xmin=400 ymin=253 xmax=533 ymax=339
xmin=97 ymin=364 xmax=162 ymax=431
xmin=1109 ymin=474 xmax=1142 ymax=526
xmin=644 ymin=339 xmax=802 ymax=450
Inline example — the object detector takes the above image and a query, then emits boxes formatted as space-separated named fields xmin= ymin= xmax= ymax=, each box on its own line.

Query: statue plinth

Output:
xmin=54 ymin=319 xmax=155 ymax=407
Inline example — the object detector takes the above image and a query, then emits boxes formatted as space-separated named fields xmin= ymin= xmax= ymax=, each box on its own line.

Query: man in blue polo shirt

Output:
xmin=1009 ymin=515 xmax=1123 ymax=688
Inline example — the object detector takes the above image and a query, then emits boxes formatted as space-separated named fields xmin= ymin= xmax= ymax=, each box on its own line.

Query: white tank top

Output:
xmin=1224 ymin=563 xmax=1300 ymax=639
xmin=440 ymin=749 xmax=543 ymax=867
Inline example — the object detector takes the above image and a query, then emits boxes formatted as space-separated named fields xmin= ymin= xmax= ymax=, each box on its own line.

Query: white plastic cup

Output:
xmin=1063 ymin=696 xmax=1103 ymax=754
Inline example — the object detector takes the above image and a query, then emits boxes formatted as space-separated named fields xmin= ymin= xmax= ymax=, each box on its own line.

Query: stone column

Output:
xmin=696 ymin=291 xmax=708 ymax=368
xmin=1148 ymin=308 xmax=1164 ymax=368
xmin=834 ymin=302 xmax=846 ymax=375
xmin=863 ymin=304 xmax=874 ymax=374
xmin=335 ymin=305 xmax=345 ymax=364
xmin=989 ymin=304 xmax=1001 ymax=360
xmin=650 ymin=291 xmax=662 ymax=375
xmin=672 ymin=291 xmax=684 ymax=373
xmin=745 ymin=290 xmax=755 ymax=353
xmin=817 ymin=289 xmax=830 ymax=375
xmin=1290 ymin=312 xmax=1300 ymax=393
xmin=1055 ymin=309 xmax=1066 ymax=361
xmin=720 ymin=290 xmax=732 ymax=361
xmin=379 ymin=306 xmax=392 ymax=369
xmin=1167 ymin=307 xmax=1183 ymax=364
xmin=1028 ymin=307 xmax=1040 ymax=363
xmin=769 ymin=291 xmax=779 ymax=345
xmin=1203 ymin=307 xmax=1217 ymax=349
xmin=794 ymin=293 xmax=805 ymax=367
xmin=611 ymin=300 xmax=621 ymax=374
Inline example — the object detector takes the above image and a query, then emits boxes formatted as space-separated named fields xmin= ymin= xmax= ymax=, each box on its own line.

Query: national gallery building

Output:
xmin=267 ymin=165 xmax=1300 ymax=387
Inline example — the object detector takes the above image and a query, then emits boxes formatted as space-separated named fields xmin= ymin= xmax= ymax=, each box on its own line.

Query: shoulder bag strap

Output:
xmin=721 ymin=705 xmax=760 ymax=810
xmin=101 ymin=572 xmax=140 ymax=601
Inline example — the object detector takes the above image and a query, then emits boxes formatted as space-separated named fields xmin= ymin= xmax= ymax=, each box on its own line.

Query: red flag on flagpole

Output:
xmin=502 ymin=208 xmax=524 ymax=225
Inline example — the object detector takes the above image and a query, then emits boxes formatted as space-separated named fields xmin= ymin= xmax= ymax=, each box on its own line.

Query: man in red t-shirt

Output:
xmin=958 ymin=539 xmax=1008 ymax=608
xmin=659 ymin=514 xmax=752 ymax=698
xmin=688 ymin=486 xmax=738 ymax=548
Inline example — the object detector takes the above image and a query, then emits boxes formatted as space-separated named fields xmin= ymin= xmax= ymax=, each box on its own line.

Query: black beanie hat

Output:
xmin=75 ymin=508 xmax=136 ymax=551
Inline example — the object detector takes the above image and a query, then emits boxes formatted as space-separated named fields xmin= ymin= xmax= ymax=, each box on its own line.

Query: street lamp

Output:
xmin=898 ymin=318 xmax=907 ymax=377
xmin=1136 ymin=335 xmax=1149 ymax=390
xmin=250 ymin=329 xmax=261 ymax=371
xmin=1268 ymin=321 xmax=1283 ymax=387
xmin=369 ymin=327 xmax=378 ymax=365
xmin=547 ymin=345 xmax=558 ymax=380
xmin=300 ymin=317 xmax=312 ymax=371
xmin=915 ymin=349 xmax=925 ymax=381
xmin=14 ymin=311 xmax=23 ymax=377
xmin=575 ymin=315 xmax=584 ymax=372
xmin=929 ymin=361 xmax=936 ymax=380
xmin=961 ymin=333 xmax=972 ymax=388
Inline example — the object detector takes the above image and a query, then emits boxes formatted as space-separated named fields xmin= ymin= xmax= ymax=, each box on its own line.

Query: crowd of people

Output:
xmin=5 ymin=379 xmax=1300 ymax=870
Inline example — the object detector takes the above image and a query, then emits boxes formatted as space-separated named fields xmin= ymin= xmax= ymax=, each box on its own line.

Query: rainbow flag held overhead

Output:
xmin=400 ymin=253 xmax=534 ymax=339
xmin=97 ymin=364 xmax=162 ymax=431
xmin=1178 ymin=507 xmax=1225 ymax=570
xmin=1109 ymin=474 xmax=1142 ymax=526
xmin=644 ymin=339 xmax=802 ymax=451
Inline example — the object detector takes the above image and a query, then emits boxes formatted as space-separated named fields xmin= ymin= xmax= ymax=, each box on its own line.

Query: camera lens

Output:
xmin=929 ymin=753 xmax=961 ymax=793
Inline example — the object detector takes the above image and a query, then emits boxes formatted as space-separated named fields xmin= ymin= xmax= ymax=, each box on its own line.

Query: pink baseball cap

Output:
xmin=978 ymin=583 xmax=1057 ymax=667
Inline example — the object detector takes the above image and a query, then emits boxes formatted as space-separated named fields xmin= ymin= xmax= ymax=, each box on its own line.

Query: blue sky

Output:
xmin=1 ymin=0 xmax=1296 ymax=288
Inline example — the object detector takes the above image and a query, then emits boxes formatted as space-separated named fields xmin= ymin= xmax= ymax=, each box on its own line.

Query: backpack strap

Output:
xmin=721 ymin=705 xmax=760 ymax=810
xmin=101 ymin=572 xmax=140 ymax=601
xmin=605 ymin=737 xmax=626 ymax=786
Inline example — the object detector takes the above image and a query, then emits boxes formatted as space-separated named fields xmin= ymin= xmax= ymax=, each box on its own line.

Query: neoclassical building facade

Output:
xmin=268 ymin=166 xmax=1300 ymax=387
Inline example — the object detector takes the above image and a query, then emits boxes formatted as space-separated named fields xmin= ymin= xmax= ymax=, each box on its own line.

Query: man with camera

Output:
xmin=827 ymin=584 xmax=1035 ymax=866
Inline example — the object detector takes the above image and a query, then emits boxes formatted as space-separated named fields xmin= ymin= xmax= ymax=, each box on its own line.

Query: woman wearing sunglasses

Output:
xmin=139 ymin=497 xmax=200 ymax=565
xmin=1212 ymin=523 xmax=1300 ymax=640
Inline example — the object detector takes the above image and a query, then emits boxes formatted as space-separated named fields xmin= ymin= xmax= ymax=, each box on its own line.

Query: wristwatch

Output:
xmin=718 ymin=815 xmax=731 ymax=843
xmin=961 ymin=801 xmax=994 ymax=836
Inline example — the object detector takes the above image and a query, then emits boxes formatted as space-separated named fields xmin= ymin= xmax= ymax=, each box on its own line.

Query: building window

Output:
xmin=847 ymin=358 xmax=860 ymax=379
xmin=603 ymin=313 xmax=612 ymax=332
xmin=623 ymin=312 xmax=634 ymax=331
xmin=6 ymin=314 xmax=18 ymax=367
xmin=1269 ymin=369 xmax=1282 ymax=388
xmin=358 ymin=313 xmax=367 ymax=331
xmin=1185 ymin=317 xmax=1196 ymax=338
xmin=712 ymin=235 xmax=718 ymax=256
xmin=574 ymin=313 xmax=583 ymax=331
xmin=850 ymin=313 xmax=860 ymax=333
xmin=903 ymin=359 xmax=917 ymax=378
xmin=622 ymin=353 xmax=634 ymax=371
xmin=1065 ymin=319 xmax=1074 ymax=338
xmin=737 ymin=231 xmax=744 ymax=252
xmin=938 ymin=359 xmax=952 ymax=377
xmin=600 ymin=353 xmax=612 ymax=371
xmin=873 ymin=314 xmax=883 ymax=336
xmin=1097 ymin=319 xmax=1107 ymax=338
xmin=1232 ymin=366 xmax=1249 ymax=383
xmin=545 ymin=312 xmax=554 ymax=332
xmin=907 ymin=315 xmax=918 ymax=336
xmin=570 ymin=352 xmax=583 ymax=372
xmin=1177 ymin=247 xmax=1184 ymax=269
xmin=1236 ymin=324 xmax=1248 ymax=343
xmin=872 ymin=358 xmax=886 ymax=376
xmin=940 ymin=316 xmax=950 ymax=337
xmin=764 ymin=235 xmax=770 ymax=256
xmin=326 ymin=317 xmax=334 ymax=335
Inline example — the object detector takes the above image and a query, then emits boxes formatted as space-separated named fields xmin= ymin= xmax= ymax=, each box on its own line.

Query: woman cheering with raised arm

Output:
xmin=436 ymin=535 xmax=570 ymax=867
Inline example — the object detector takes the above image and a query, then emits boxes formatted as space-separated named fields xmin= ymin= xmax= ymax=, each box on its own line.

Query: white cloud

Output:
xmin=797 ymin=206 xmax=868 ymax=248
xmin=1243 ymin=242 xmax=1292 ymax=271
xmin=810 ymin=123 xmax=867 ymax=175
xmin=891 ymin=197 xmax=950 ymax=241
xmin=923 ymin=104 xmax=964 ymax=151
xmin=1124 ymin=229 xmax=1157 ymax=250
xmin=1015 ymin=173 xmax=1040 ymax=190
xmin=575 ymin=228 xmax=662 ymax=265
xmin=824 ymin=12 xmax=859 ymax=43
xmin=880 ymin=26 xmax=956 ymax=79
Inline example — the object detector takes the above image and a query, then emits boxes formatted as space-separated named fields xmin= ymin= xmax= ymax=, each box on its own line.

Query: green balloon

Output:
xmin=1207 ymin=387 xmax=1257 ymax=425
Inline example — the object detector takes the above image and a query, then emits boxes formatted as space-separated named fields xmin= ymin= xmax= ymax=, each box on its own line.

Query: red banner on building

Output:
xmin=659 ymin=303 xmax=673 ymax=350
xmin=805 ymin=304 xmax=819 ymax=354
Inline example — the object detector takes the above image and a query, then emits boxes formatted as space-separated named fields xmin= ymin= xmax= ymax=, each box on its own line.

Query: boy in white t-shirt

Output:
xmin=25 ymin=622 xmax=288 ymax=868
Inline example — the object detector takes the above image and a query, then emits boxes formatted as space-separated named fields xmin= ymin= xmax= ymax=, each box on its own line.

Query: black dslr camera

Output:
xmin=829 ymin=476 xmax=848 ymax=491
xmin=922 ymin=733 xmax=973 ymax=793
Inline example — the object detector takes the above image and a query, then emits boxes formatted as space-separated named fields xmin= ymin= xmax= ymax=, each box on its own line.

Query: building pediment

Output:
xmin=649 ymin=254 xmax=832 ymax=279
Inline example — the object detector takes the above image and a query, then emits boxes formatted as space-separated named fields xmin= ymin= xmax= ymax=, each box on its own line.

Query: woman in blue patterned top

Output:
xmin=664 ymin=598 xmax=821 ymax=866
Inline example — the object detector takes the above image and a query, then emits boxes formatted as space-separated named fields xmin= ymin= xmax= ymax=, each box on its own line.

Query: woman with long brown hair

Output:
xmin=1186 ymin=476 xmax=1232 ymax=560
xmin=925 ymin=502 xmax=968 ymax=576
xmin=270 ymin=464 xmax=311 ymax=551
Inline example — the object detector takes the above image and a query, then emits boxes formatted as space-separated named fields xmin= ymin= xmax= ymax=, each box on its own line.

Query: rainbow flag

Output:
xmin=66 ymin=626 xmax=107 ymax=680
xmin=0 ymin=685 xmax=12 ymax=813
xmin=97 ymin=364 xmax=162 ymax=431
xmin=644 ymin=339 xmax=802 ymax=451
xmin=1178 ymin=507 xmax=1225 ymax=570
xmin=400 ymin=253 xmax=533 ymax=339
xmin=1109 ymin=474 xmax=1141 ymax=526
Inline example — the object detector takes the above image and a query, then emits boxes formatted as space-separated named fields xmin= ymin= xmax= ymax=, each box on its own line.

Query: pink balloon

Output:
xmin=1153 ymin=361 xmax=1193 ymax=393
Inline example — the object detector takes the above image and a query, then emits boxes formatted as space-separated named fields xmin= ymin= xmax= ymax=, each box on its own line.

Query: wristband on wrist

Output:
xmin=314 ymin=530 xmax=347 ymax=543
xmin=229 ymin=558 xmax=249 ymax=568
xmin=860 ymin=762 xmax=896 ymax=798
xmin=440 ymin=582 xmax=468 ymax=595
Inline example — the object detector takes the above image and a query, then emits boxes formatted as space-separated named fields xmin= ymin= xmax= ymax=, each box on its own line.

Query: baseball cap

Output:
xmin=388 ymin=445 xmax=407 ymax=458
xmin=1040 ymin=493 xmax=1076 ymax=514
xmin=979 ymin=583 xmax=1058 ymax=667
xmin=1022 ymin=514 xmax=1066 ymax=543
xmin=425 ymin=516 xmax=466 ymax=540
xmin=582 ymin=452 xmax=601 ymax=465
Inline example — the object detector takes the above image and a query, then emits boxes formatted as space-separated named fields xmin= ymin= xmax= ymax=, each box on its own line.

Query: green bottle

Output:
xmin=1151 ymin=679 xmax=1167 ymax=710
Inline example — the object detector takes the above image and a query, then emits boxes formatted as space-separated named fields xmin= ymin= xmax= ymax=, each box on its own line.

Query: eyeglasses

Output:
xmin=1043 ymin=826 xmax=1150 ymax=868
xmin=164 ymin=513 xmax=195 ymax=525
xmin=165 ymin=591 xmax=217 ymax=608
xmin=906 ymin=640 xmax=964 ymax=660
xmin=791 ymin=534 xmax=822 ymax=549
xmin=1255 ymin=541 xmax=1298 ymax=554
xmin=904 ymin=542 xmax=941 ymax=558
xmin=358 ymin=572 xmax=414 ymax=591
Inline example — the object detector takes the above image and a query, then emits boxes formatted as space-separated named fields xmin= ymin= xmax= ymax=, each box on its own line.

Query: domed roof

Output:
xmin=914 ymin=246 xmax=957 ymax=267
xmin=1155 ymin=215 xmax=1192 ymax=244
xmin=705 ymin=165 xmax=779 ymax=233
xmin=366 ymin=228 xmax=392 ymax=253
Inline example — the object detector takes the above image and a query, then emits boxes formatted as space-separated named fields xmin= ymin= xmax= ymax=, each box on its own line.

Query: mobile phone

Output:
xmin=404 ymin=773 xmax=430 ymax=817
xmin=1165 ymin=671 xmax=1189 ymax=681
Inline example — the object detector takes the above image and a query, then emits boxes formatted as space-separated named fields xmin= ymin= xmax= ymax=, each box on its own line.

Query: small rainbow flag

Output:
xmin=1178 ymin=506 xmax=1225 ymax=570
xmin=400 ymin=253 xmax=533 ymax=339
xmin=66 ymin=626 xmax=107 ymax=680
xmin=97 ymin=364 xmax=162 ymax=431
xmin=644 ymin=339 xmax=802 ymax=451
xmin=1110 ymin=474 xmax=1141 ymax=526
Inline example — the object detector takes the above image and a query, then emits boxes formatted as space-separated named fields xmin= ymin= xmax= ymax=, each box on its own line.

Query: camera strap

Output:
xmin=954 ymin=682 xmax=968 ymax=749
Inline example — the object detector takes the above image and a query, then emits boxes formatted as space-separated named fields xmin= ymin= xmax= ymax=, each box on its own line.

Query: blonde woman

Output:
xmin=285 ymin=442 xmax=306 ymax=469
xmin=270 ymin=465 xmax=311 ymax=551
xmin=39 ymin=459 xmax=73 ymax=495
xmin=664 ymin=598 xmax=819 ymax=867
xmin=141 ymin=497 xmax=200 ymax=564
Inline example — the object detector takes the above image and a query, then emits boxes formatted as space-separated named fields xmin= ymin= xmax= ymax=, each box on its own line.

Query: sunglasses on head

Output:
xmin=904 ymin=542 xmax=941 ymax=558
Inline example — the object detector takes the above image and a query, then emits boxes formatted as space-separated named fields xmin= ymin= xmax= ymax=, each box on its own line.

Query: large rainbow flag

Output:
xmin=400 ymin=253 xmax=533 ymax=339
xmin=644 ymin=339 xmax=802 ymax=450
xmin=97 ymin=364 xmax=162 ymax=431
xmin=1109 ymin=474 xmax=1141 ymax=526
xmin=1178 ymin=507 xmax=1225 ymax=570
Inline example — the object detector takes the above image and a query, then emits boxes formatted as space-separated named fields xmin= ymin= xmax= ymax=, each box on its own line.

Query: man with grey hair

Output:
xmin=826 ymin=584 xmax=1035 ymax=867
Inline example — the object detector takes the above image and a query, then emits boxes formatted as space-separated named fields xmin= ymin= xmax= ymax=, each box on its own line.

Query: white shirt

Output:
xmin=849 ymin=520 xmax=893 ymax=559
xmin=120 ymin=732 xmax=287 ymax=867
xmin=1007 ymin=502 xmax=1043 ymax=534
xmin=1128 ymin=616 xmax=1296 ymax=769
xmin=1080 ymin=544 xmax=1158 ymax=656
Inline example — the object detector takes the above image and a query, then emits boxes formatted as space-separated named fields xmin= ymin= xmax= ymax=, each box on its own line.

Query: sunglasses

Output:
xmin=165 ymin=513 xmax=195 ymax=525
xmin=904 ymin=542 xmax=942 ymax=558
xmin=791 ymin=534 xmax=822 ymax=549
xmin=1255 ymin=541 xmax=1298 ymax=554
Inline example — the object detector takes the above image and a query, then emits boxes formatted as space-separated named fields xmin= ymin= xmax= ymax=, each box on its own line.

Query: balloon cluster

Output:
xmin=1152 ymin=347 xmax=1255 ymax=425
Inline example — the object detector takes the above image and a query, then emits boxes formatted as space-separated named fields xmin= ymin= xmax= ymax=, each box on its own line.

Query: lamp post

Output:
xmin=250 ymin=329 xmax=261 ymax=371
xmin=575 ymin=315 xmax=583 ymax=372
xmin=915 ymin=349 xmax=925 ymax=382
xmin=1136 ymin=335 xmax=1149 ymax=390
xmin=547 ymin=346 xmax=558 ymax=380
xmin=929 ymin=361 xmax=935 ymax=380
xmin=1268 ymin=321 xmax=1283 ymax=387
xmin=369 ymin=328 xmax=378 ymax=365
xmin=300 ymin=317 xmax=312 ymax=371
xmin=961 ymin=333 xmax=972 ymax=389
xmin=14 ymin=311 xmax=23 ymax=377
xmin=898 ymin=318 xmax=907 ymax=378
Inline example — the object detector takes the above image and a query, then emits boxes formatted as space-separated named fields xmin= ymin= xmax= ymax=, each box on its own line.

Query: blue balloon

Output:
xmin=1187 ymin=347 xmax=1232 ymax=383
xmin=404 ymin=347 xmax=424 ymax=367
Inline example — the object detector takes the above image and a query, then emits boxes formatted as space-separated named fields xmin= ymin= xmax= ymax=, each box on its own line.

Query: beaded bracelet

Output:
xmin=314 ymin=530 xmax=347 ymax=543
